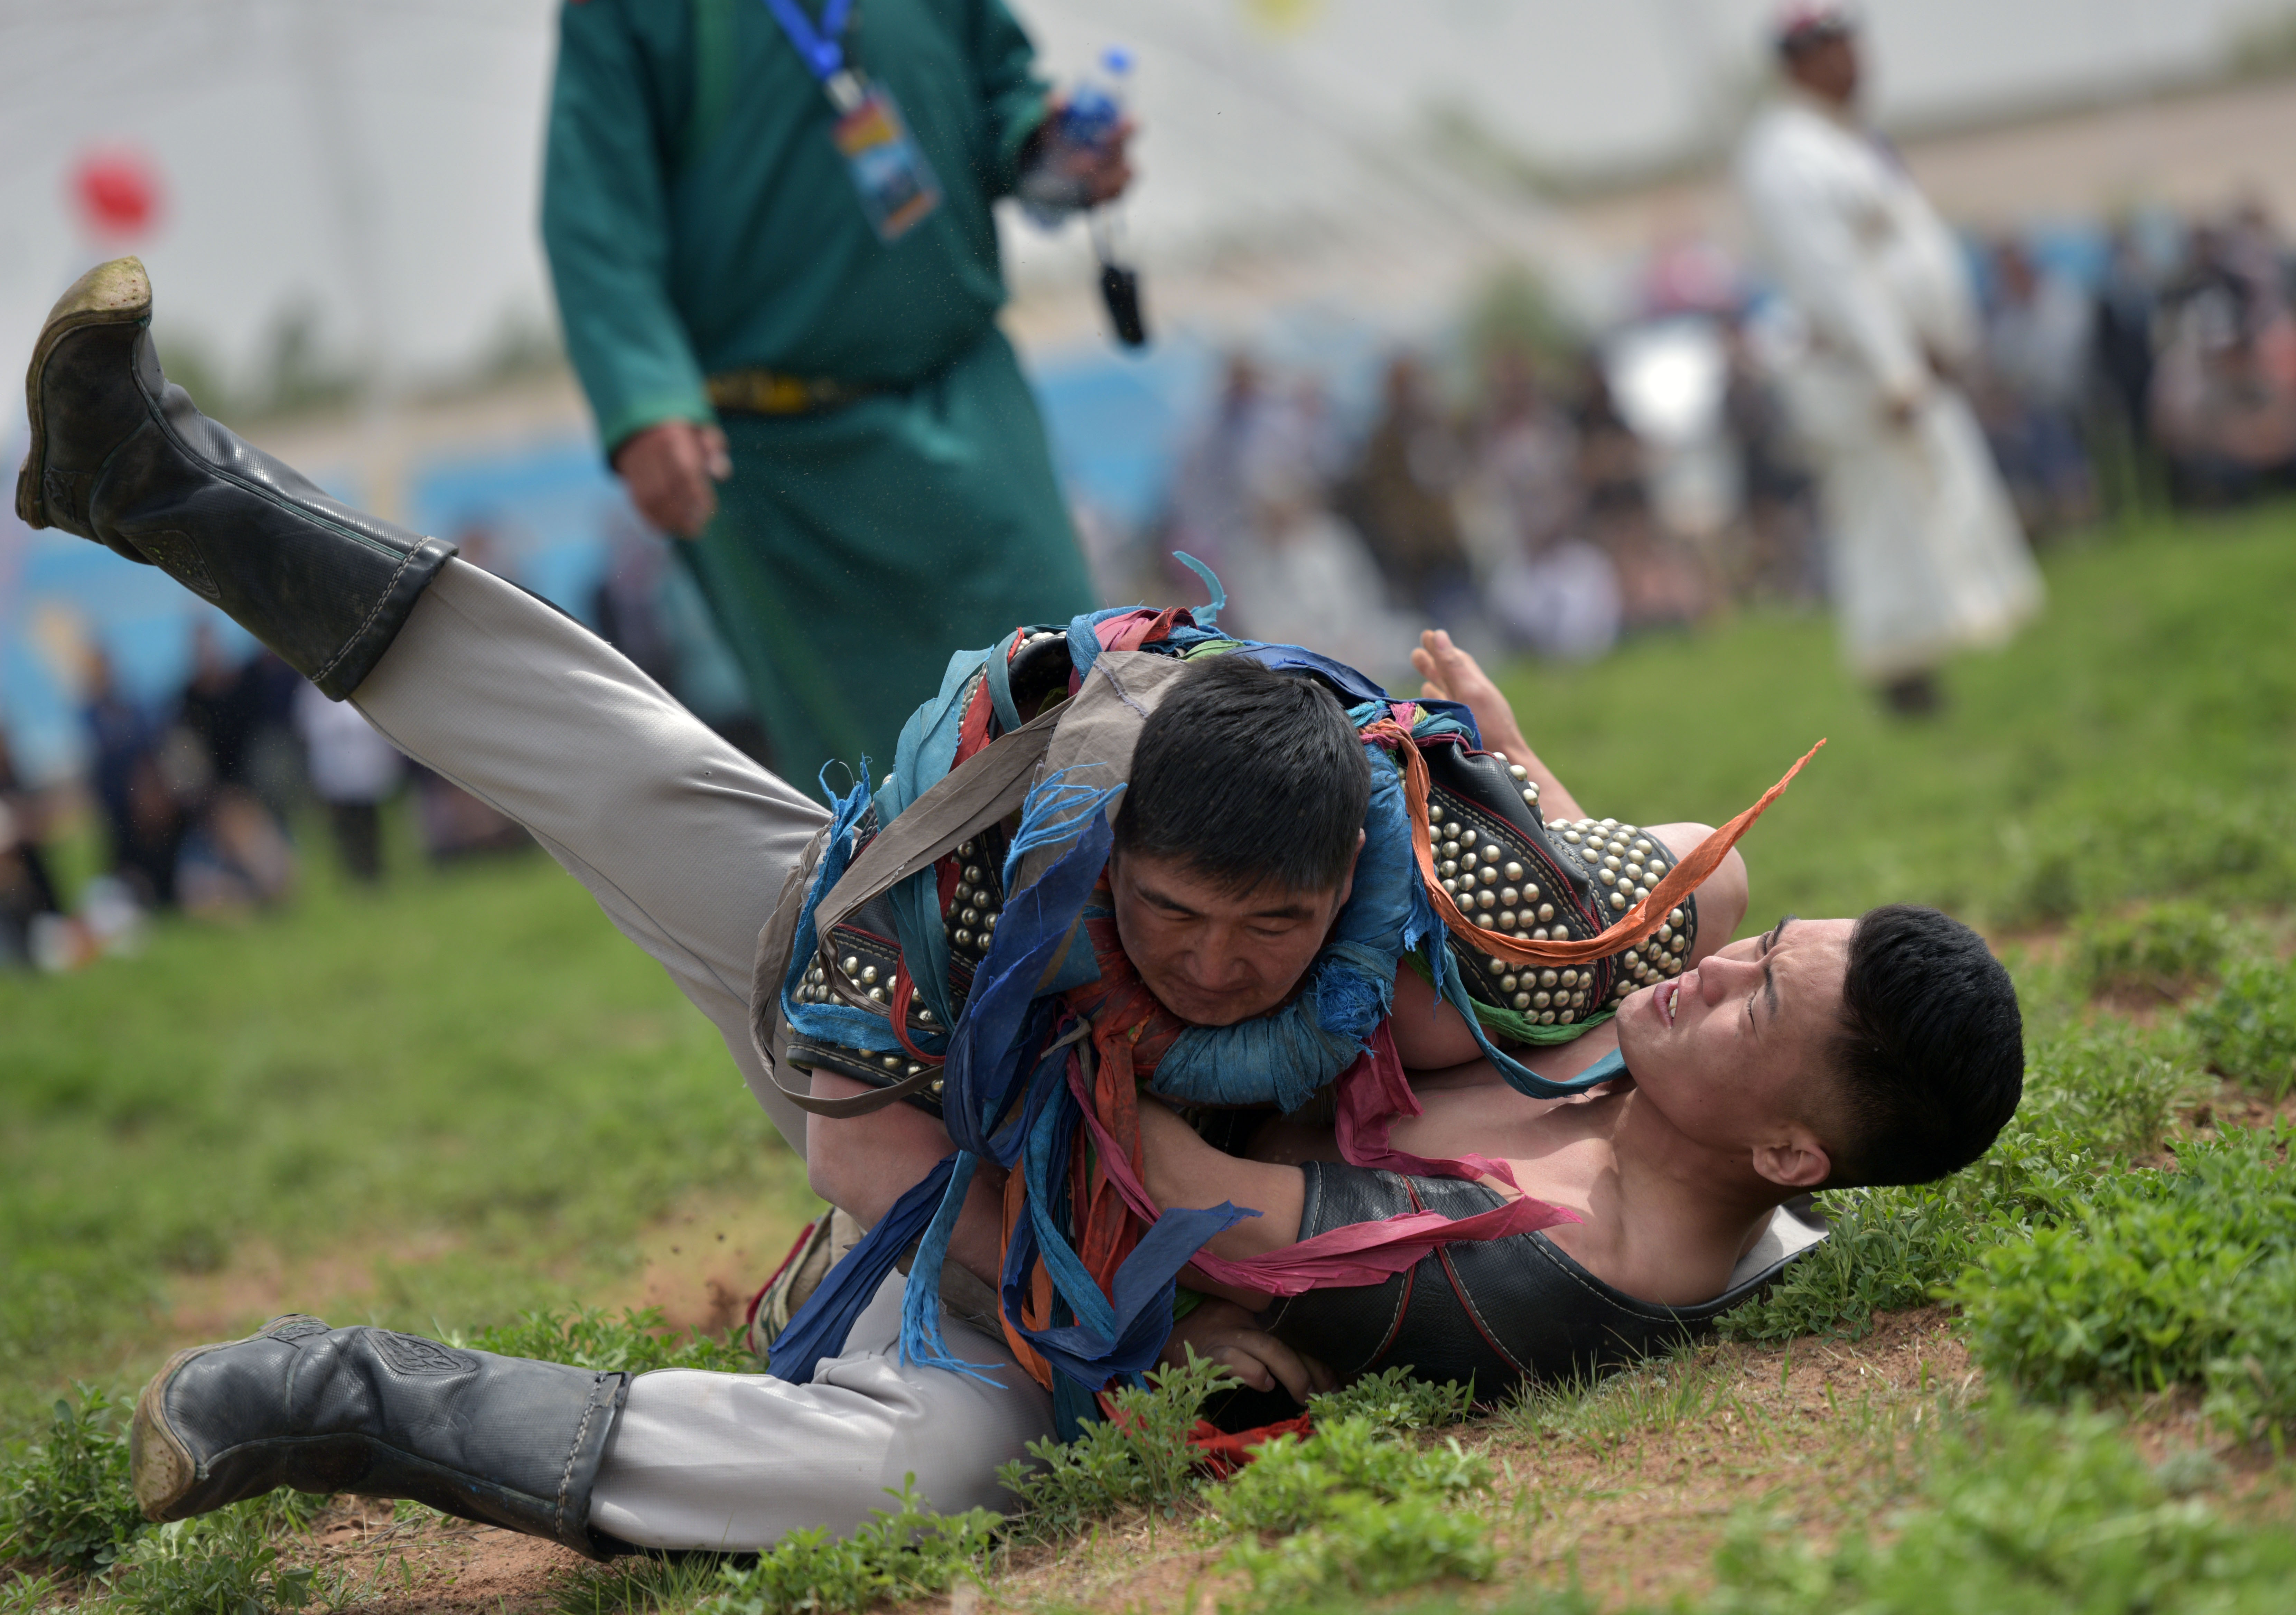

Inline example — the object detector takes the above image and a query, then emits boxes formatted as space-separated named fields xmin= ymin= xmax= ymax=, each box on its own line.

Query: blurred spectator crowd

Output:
xmin=0 ymin=623 xmax=530 ymax=972
xmin=0 ymin=509 xmax=771 ymax=973
xmin=10 ymin=196 xmax=2296 ymax=968
xmin=1135 ymin=196 xmax=2296 ymax=679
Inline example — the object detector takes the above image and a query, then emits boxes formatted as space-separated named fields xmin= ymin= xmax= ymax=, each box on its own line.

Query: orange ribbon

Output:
xmin=1375 ymin=727 xmax=1827 ymax=968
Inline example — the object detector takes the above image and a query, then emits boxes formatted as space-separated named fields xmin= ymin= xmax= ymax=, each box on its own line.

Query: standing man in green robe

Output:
xmin=542 ymin=0 xmax=1121 ymax=790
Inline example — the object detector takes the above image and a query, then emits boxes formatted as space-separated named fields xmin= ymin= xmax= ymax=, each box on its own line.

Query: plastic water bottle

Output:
xmin=1061 ymin=47 xmax=1132 ymax=156
xmin=1019 ymin=46 xmax=1133 ymax=228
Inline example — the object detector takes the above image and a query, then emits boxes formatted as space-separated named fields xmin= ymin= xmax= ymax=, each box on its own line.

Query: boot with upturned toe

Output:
xmin=131 ymin=1315 xmax=629 ymax=1559
xmin=15 ymin=257 xmax=454 ymax=698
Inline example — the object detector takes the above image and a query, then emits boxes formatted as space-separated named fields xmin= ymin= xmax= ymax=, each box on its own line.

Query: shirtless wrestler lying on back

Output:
xmin=806 ymin=627 xmax=2022 ymax=1401
xmin=1132 ymin=632 xmax=2023 ymax=1391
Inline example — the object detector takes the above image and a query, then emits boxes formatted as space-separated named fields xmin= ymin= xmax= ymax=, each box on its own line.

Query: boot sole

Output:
xmin=13 ymin=256 xmax=152 ymax=530
xmin=130 ymin=1340 xmax=219 ymax=1521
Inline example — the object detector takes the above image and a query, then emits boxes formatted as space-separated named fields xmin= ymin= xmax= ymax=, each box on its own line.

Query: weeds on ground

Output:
xmin=1212 ymin=1414 xmax=1496 ymax=1611
xmin=457 ymin=1306 xmax=756 ymax=1374
xmin=2071 ymin=901 xmax=2233 ymax=999
xmin=994 ymin=1355 xmax=1494 ymax=1609
xmin=552 ymin=1553 xmax=731 ymax=1615
xmin=997 ymin=1351 xmax=1237 ymax=1543
xmin=101 ymin=1497 xmax=333 ymax=1615
xmin=1502 ymin=1347 xmax=1730 ymax=1449
xmin=1702 ymin=1393 xmax=2296 ymax=1614
xmin=1211 ymin=1415 xmax=1491 ymax=1534
xmin=1956 ymin=1122 xmax=2296 ymax=1435
xmin=1223 ymin=1489 xmax=1496 ymax=1612
xmin=0 ymin=1568 xmax=66 ymax=1615
xmin=0 ymin=1385 xmax=143 ymax=1574
xmin=1305 ymin=1367 xmax=1475 ymax=1431
xmin=2186 ymin=954 xmax=2296 ymax=1099
xmin=552 ymin=1552 xmax=731 ymax=1614
xmin=2020 ymin=1020 xmax=2214 ymax=1158
xmin=694 ymin=1478 xmax=996 ymax=1615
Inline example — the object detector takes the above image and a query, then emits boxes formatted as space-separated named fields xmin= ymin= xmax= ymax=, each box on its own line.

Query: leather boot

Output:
xmin=131 ymin=1315 xmax=630 ymax=1560
xmin=13 ymin=258 xmax=453 ymax=699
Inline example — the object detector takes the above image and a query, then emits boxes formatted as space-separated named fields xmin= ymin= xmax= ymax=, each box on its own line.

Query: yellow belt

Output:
xmin=705 ymin=368 xmax=883 ymax=416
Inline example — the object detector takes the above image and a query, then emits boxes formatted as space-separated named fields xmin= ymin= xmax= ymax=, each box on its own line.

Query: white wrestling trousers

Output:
xmin=351 ymin=560 xmax=1054 ymax=1550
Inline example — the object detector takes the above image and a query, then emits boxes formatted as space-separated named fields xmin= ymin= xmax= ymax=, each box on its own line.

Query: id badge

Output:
xmin=832 ymin=84 xmax=942 ymax=243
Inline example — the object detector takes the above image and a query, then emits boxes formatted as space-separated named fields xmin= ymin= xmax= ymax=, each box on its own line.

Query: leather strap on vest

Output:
xmin=750 ymin=705 xmax=1063 ymax=1119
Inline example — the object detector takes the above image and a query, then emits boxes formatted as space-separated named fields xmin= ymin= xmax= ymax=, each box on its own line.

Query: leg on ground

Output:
xmin=589 ymin=1274 xmax=1055 ymax=1549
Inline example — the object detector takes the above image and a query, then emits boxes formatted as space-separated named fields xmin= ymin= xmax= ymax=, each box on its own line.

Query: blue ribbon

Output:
xmin=770 ymin=583 xmax=1621 ymax=1397
xmin=757 ymin=0 xmax=856 ymax=82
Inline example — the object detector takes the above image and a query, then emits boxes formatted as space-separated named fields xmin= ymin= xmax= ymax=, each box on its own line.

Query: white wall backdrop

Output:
xmin=0 ymin=0 xmax=2289 ymax=428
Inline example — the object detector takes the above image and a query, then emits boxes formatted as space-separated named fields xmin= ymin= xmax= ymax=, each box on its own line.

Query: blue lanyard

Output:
xmin=758 ymin=0 xmax=856 ymax=83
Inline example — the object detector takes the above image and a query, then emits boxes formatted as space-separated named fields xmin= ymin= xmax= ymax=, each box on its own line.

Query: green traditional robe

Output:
xmin=543 ymin=0 xmax=1095 ymax=792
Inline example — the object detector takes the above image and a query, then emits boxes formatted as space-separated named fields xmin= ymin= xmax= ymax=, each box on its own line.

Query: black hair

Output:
xmin=1822 ymin=904 xmax=2024 ymax=1187
xmin=1111 ymin=655 xmax=1371 ymax=895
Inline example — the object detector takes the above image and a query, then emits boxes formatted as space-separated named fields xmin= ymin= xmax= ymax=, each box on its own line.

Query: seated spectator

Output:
xmin=1576 ymin=362 xmax=1711 ymax=632
xmin=1336 ymin=354 xmax=1473 ymax=624
xmin=1980 ymin=240 xmax=2098 ymax=535
xmin=0 ymin=726 xmax=64 ymax=969
xmin=83 ymin=648 xmax=181 ymax=909
xmin=1457 ymin=349 xmax=1621 ymax=661
xmin=295 ymin=680 xmax=402 ymax=885
xmin=2151 ymin=220 xmax=2296 ymax=504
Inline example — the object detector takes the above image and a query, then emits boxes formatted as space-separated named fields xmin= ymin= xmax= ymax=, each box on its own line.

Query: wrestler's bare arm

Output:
xmin=805 ymin=1072 xmax=1009 ymax=1287
xmin=1137 ymin=1099 xmax=1304 ymax=1295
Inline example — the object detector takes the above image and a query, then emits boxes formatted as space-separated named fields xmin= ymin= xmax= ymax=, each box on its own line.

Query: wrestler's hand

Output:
xmin=614 ymin=419 xmax=732 ymax=539
xmin=1161 ymin=1299 xmax=1335 ymax=1404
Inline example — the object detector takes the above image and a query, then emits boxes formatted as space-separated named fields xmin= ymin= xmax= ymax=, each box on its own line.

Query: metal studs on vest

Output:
xmin=942 ymin=837 xmax=1005 ymax=968
xmin=1421 ymin=743 xmax=1705 ymax=1036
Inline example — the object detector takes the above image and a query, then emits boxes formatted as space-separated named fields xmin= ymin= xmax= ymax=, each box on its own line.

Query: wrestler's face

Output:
xmin=1614 ymin=915 xmax=1855 ymax=1174
xmin=1108 ymin=848 xmax=1356 ymax=1027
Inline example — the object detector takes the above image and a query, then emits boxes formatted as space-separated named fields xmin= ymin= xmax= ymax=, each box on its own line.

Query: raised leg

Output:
xmin=351 ymin=560 xmax=830 ymax=1150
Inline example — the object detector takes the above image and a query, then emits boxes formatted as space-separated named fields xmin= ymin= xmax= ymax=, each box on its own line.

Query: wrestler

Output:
xmin=16 ymin=260 xmax=2018 ymax=1560
xmin=1139 ymin=629 xmax=2022 ymax=1387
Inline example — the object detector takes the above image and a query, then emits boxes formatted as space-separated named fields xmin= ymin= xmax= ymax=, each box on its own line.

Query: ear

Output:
xmin=1332 ymin=829 xmax=1367 ymax=911
xmin=1751 ymin=1129 xmax=1832 ymax=1192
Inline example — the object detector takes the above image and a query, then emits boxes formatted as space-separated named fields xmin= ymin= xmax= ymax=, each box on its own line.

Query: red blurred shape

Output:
xmin=72 ymin=148 xmax=164 ymax=238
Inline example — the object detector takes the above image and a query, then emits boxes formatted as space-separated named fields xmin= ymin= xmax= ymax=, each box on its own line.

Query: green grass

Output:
xmin=9 ymin=506 xmax=2296 ymax=1611
xmin=1497 ymin=506 xmax=2296 ymax=930
xmin=0 ymin=833 xmax=812 ymax=1438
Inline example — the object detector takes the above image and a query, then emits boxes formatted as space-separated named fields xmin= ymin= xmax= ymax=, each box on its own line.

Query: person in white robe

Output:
xmin=1735 ymin=6 xmax=2042 ymax=714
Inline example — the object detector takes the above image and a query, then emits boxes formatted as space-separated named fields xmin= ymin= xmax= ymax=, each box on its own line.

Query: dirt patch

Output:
xmin=604 ymin=1185 xmax=812 ymax=1338
xmin=158 ymin=1182 xmax=813 ymax=1351
xmin=291 ymin=1499 xmax=587 ymax=1615
xmin=166 ymin=1233 xmax=465 ymax=1342
xmin=2184 ymin=1079 xmax=2296 ymax=1139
